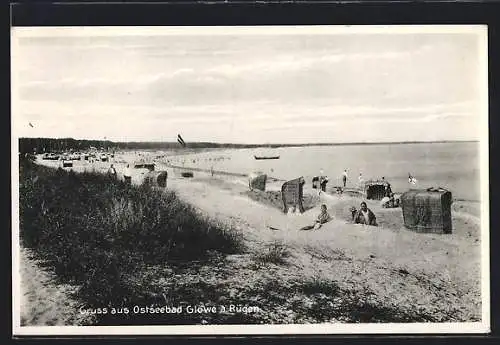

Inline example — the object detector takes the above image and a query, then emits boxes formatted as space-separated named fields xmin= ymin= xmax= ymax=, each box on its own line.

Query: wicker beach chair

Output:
xmin=401 ymin=187 xmax=453 ymax=234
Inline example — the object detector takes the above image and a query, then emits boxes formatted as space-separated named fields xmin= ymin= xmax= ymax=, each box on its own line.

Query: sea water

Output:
xmin=166 ymin=142 xmax=481 ymax=202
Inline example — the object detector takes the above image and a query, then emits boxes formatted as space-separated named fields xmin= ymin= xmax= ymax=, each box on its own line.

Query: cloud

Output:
xmin=206 ymin=50 xmax=414 ymax=78
xmin=18 ymin=42 xmax=477 ymax=109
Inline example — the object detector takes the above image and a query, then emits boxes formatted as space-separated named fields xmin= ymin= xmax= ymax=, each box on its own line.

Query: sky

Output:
xmin=11 ymin=26 xmax=487 ymax=144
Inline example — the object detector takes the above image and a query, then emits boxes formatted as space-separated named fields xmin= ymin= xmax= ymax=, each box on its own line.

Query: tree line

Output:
xmin=18 ymin=137 xmax=265 ymax=154
xmin=19 ymin=138 xmax=116 ymax=154
xmin=18 ymin=137 xmax=475 ymax=155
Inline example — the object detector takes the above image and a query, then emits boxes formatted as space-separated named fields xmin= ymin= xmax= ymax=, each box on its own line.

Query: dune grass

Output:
xmin=19 ymin=157 xmax=244 ymax=323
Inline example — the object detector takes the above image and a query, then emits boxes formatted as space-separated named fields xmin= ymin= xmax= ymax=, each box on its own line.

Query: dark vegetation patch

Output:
xmin=19 ymin=157 xmax=244 ymax=325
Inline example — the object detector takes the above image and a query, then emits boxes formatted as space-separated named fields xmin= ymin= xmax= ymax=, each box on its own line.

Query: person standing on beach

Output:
xmin=358 ymin=172 xmax=364 ymax=189
xmin=320 ymin=176 xmax=329 ymax=193
xmin=316 ymin=169 xmax=325 ymax=195
xmin=107 ymin=164 xmax=117 ymax=179
xmin=342 ymin=169 xmax=348 ymax=188
xmin=123 ymin=164 xmax=132 ymax=185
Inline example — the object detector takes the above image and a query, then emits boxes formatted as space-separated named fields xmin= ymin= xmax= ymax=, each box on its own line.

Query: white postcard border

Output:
xmin=11 ymin=24 xmax=491 ymax=336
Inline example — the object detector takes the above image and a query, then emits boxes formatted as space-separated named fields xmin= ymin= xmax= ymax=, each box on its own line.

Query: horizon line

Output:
xmin=18 ymin=137 xmax=478 ymax=146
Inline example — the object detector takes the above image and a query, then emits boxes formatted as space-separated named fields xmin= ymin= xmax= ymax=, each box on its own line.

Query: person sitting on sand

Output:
xmin=317 ymin=204 xmax=331 ymax=224
xmin=380 ymin=196 xmax=391 ymax=208
xmin=392 ymin=193 xmax=401 ymax=207
xmin=350 ymin=206 xmax=358 ymax=221
xmin=300 ymin=204 xmax=331 ymax=230
xmin=354 ymin=201 xmax=378 ymax=226
xmin=380 ymin=192 xmax=398 ymax=208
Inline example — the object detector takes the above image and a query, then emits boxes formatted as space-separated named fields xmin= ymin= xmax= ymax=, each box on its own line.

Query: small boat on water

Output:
xmin=254 ymin=144 xmax=280 ymax=160
xmin=254 ymin=155 xmax=280 ymax=160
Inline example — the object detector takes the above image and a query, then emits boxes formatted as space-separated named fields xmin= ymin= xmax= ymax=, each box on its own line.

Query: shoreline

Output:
xmin=32 ymin=144 xmax=480 ymax=202
xmin=33 ymin=151 xmax=482 ymax=222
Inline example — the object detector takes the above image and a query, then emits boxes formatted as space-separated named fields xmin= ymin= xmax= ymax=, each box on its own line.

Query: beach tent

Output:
xmin=133 ymin=160 xmax=155 ymax=171
xmin=62 ymin=160 xmax=73 ymax=168
xmin=364 ymin=179 xmax=391 ymax=200
xmin=143 ymin=171 xmax=168 ymax=188
xmin=248 ymin=172 xmax=267 ymax=191
xmin=281 ymin=177 xmax=306 ymax=214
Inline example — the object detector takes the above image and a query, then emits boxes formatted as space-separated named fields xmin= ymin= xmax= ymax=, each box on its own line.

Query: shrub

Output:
xmin=298 ymin=276 xmax=340 ymax=295
xmin=253 ymin=241 xmax=291 ymax=265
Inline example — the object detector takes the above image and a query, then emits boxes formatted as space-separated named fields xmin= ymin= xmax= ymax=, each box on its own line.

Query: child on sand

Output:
xmin=300 ymin=204 xmax=331 ymax=230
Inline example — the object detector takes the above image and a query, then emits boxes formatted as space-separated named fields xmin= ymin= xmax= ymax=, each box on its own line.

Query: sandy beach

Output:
xmin=165 ymin=170 xmax=482 ymax=322
xmin=19 ymin=247 xmax=95 ymax=326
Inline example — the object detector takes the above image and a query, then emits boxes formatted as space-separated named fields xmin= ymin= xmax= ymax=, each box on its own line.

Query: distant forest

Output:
xmin=18 ymin=137 xmax=476 ymax=154
xmin=18 ymin=137 xmax=264 ymax=154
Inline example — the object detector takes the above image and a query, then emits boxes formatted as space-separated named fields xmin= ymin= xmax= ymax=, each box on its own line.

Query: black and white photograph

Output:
xmin=11 ymin=25 xmax=489 ymax=335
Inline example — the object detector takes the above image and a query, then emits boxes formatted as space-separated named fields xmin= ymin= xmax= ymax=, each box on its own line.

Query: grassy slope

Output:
xmin=19 ymin=158 xmax=243 ymax=325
